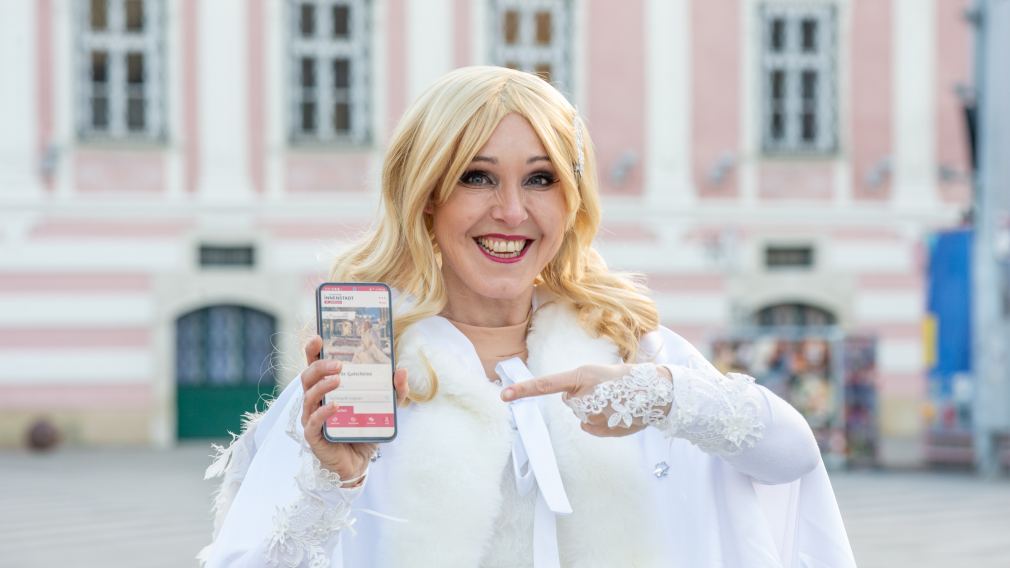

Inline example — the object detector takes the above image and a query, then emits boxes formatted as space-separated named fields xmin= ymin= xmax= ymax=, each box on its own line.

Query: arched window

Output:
xmin=176 ymin=305 xmax=278 ymax=386
xmin=754 ymin=302 xmax=837 ymax=327
xmin=175 ymin=305 xmax=278 ymax=438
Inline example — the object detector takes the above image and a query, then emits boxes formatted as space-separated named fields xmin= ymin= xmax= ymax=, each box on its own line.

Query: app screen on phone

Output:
xmin=318 ymin=284 xmax=395 ymax=439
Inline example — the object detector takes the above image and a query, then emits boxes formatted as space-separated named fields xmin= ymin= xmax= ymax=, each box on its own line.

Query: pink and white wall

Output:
xmin=0 ymin=0 xmax=973 ymax=466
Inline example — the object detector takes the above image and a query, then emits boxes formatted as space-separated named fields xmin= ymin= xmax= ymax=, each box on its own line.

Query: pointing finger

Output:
xmin=501 ymin=369 xmax=581 ymax=402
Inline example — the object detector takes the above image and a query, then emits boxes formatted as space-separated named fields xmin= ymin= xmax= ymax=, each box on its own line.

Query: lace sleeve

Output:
xmin=263 ymin=393 xmax=369 ymax=568
xmin=265 ymin=448 xmax=365 ymax=568
xmin=653 ymin=361 xmax=766 ymax=456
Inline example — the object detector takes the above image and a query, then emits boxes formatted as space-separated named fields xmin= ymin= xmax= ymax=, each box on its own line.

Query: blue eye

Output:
xmin=459 ymin=170 xmax=494 ymax=186
xmin=526 ymin=172 xmax=558 ymax=188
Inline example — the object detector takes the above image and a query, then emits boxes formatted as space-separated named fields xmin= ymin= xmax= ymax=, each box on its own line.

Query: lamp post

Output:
xmin=971 ymin=0 xmax=1010 ymax=476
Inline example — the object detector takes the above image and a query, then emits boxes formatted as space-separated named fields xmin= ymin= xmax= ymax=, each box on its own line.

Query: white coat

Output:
xmin=200 ymin=294 xmax=856 ymax=567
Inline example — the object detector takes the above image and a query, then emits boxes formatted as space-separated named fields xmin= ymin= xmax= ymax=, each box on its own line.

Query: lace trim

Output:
xmin=565 ymin=363 xmax=673 ymax=428
xmin=654 ymin=360 xmax=766 ymax=456
xmin=266 ymin=393 xmax=367 ymax=567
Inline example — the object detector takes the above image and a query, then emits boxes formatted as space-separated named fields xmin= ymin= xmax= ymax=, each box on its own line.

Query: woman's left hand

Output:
xmin=500 ymin=363 xmax=674 ymax=438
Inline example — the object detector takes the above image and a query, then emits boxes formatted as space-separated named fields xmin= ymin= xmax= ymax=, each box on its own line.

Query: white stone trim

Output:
xmin=471 ymin=0 xmax=488 ymax=65
xmin=165 ymin=0 xmax=183 ymax=199
xmin=0 ymin=1 xmax=40 ymax=199
xmin=196 ymin=0 xmax=251 ymax=202
xmin=267 ymin=0 xmax=285 ymax=200
xmin=891 ymin=0 xmax=936 ymax=208
xmin=571 ymin=0 xmax=586 ymax=106
xmin=370 ymin=0 xmax=387 ymax=146
xmin=0 ymin=350 xmax=153 ymax=384
xmin=407 ymin=0 xmax=452 ymax=101
xmin=55 ymin=0 xmax=75 ymax=199
xmin=152 ymin=267 xmax=306 ymax=446
xmin=644 ymin=0 xmax=693 ymax=209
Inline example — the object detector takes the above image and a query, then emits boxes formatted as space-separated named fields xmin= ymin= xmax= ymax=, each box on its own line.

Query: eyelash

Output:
xmin=459 ymin=170 xmax=558 ymax=189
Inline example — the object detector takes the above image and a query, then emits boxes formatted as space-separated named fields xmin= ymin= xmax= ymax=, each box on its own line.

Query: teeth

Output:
xmin=477 ymin=237 xmax=527 ymax=258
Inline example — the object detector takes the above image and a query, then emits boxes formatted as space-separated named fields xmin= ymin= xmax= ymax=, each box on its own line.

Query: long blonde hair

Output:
xmin=329 ymin=66 xmax=658 ymax=400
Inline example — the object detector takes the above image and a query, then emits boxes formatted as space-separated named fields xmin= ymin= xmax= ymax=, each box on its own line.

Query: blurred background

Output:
xmin=1 ymin=0 xmax=1009 ymax=566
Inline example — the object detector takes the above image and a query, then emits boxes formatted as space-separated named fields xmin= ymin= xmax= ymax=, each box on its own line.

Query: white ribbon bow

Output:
xmin=496 ymin=358 xmax=573 ymax=568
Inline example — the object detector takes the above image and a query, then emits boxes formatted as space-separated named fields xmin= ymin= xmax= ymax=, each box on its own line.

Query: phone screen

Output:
xmin=316 ymin=283 xmax=396 ymax=441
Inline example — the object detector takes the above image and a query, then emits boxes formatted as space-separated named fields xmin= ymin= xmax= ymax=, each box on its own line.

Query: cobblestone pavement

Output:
xmin=1 ymin=443 xmax=1008 ymax=567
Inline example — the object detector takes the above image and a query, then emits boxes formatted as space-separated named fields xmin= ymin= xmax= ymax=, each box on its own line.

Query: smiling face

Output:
xmin=429 ymin=113 xmax=568 ymax=318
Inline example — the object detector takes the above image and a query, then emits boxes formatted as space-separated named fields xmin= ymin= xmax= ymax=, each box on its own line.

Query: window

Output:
xmin=199 ymin=245 xmax=256 ymax=268
xmin=490 ymin=0 xmax=572 ymax=90
xmin=176 ymin=305 xmax=278 ymax=387
xmin=765 ymin=245 xmax=815 ymax=269
xmin=755 ymin=303 xmax=836 ymax=327
xmin=77 ymin=0 xmax=164 ymax=140
xmin=760 ymin=3 xmax=837 ymax=154
xmin=289 ymin=0 xmax=371 ymax=144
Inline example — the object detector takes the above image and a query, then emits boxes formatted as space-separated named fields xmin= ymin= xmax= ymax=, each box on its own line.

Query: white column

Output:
xmin=196 ymin=0 xmax=252 ymax=203
xmin=370 ymin=0 xmax=388 ymax=148
xmin=407 ymin=0 xmax=453 ymax=101
xmin=471 ymin=0 xmax=487 ymax=66
xmin=572 ymin=0 xmax=589 ymax=109
xmin=165 ymin=0 xmax=184 ymax=199
xmin=739 ymin=0 xmax=758 ymax=208
xmin=0 ymin=1 xmax=41 ymax=201
xmin=892 ymin=0 xmax=937 ymax=209
xmin=54 ymin=0 xmax=74 ymax=199
xmin=833 ymin=0 xmax=853 ymax=207
xmin=266 ymin=0 xmax=285 ymax=201
xmin=644 ymin=0 xmax=693 ymax=210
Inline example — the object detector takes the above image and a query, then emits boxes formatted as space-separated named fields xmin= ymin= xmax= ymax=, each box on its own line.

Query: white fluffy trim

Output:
xmin=380 ymin=303 xmax=665 ymax=567
xmin=527 ymin=301 xmax=666 ymax=567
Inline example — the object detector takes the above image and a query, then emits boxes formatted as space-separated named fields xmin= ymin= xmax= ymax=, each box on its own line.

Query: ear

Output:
xmin=423 ymin=200 xmax=434 ymax=215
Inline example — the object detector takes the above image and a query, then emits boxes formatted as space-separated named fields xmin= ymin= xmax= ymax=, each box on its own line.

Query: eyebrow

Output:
xmin=471 ymin=155 xmax=552 ymax=165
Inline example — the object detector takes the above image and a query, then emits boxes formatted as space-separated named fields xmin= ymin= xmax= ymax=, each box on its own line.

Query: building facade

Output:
xmin=0 ymin=0 xmax=973 ymax=467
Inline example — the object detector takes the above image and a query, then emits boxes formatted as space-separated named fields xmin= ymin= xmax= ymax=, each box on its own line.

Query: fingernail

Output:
xmin=502 ymin=388 xmax=514 ymax=401
xmin=326 ymin=361 xmax=341 ymax=372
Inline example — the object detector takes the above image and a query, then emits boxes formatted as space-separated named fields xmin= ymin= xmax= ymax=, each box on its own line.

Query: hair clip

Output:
xmin=573 ymin=110 xmax=586 ymax=177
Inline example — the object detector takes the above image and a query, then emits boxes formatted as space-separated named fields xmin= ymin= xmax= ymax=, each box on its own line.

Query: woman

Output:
xmin=200 ymin=66 xmax=855 ymax=567
xmin=350 ymin=318 xmax=391 ymax=365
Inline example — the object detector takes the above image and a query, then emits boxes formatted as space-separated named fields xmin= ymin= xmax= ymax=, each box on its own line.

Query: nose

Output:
xmin=491 ymin=184 xmax=528 ymax=227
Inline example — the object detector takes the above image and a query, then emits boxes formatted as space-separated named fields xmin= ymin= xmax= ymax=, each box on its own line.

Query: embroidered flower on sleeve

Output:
xmin=657 ymin=365 xmax=766 ymax=456
xmin=265 ymin=392 xmax=364 ymax=567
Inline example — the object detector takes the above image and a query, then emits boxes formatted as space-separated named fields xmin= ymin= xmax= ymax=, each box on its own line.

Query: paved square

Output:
xmin=1 ymin=444 xmax=1008 ymax=567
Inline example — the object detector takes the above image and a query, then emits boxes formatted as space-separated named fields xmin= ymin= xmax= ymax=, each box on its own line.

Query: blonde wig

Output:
xmin=329 ymin=66 xmax=659 ymax=402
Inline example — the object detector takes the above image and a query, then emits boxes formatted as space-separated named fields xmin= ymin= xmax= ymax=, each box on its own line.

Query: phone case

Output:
xmin=315 ymin=282 xmax=397 ymax=443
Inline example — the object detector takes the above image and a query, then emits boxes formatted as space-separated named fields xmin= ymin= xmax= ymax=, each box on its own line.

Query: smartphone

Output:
xmin=315 ymin=282 xmax=397 ymax=443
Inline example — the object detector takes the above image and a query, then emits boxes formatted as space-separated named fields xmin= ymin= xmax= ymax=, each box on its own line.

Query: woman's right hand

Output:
xmin=300 ymin=335 xmax=409 ymax=486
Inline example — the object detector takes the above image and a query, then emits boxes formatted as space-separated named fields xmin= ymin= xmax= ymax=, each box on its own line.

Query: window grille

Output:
xmin=176 ymin=305 xmax=278 ymax=387
xmin=759 ymin=3 xmax=837 ymax=154
xmin=76 ymin=0 xmax=165 ymax=140
xmin=199 ymin=245 xmax=256 ymax=268
xmin=489 ymin=0 xmax=572 ymax=91
xmin=755 ymin=303 xmax=837 ymax=327
xmin=765 ymin=245 xmax=815 ymax=269
xmin=289 ymin=0 xmax=371 ymax=144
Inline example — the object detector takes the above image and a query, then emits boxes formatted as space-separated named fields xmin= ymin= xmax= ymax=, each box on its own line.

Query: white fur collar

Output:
xmin=384 ymin=299 xmax=665 ymax=567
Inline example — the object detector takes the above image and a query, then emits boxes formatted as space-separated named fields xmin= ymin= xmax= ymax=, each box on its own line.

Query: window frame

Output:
xmin=488 ymin=0 xmax=573 ymax=93
xmin=287 ymin=0 xmax=372 ymax=146
xmin=75 ymin=0 xmax=166 ymax=142
xmin=759 ymin=3 xmax=838 ymax=156
xmin=176 ymin=304 xmax=278 ymax=387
